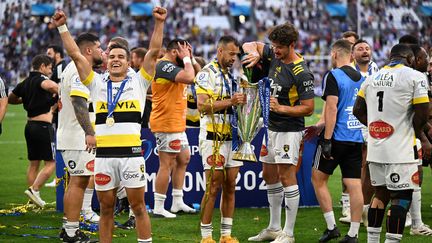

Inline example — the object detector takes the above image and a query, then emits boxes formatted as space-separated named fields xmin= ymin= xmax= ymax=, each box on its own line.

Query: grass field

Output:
xmin=1 ymin=98 xmax=432 ymax=242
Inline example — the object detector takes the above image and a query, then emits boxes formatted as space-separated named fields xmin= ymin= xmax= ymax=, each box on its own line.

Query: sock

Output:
xmin=368 ymin=208 xmax=385 ymax=228
xmin=129 ymin=206 xmax=135 ymax=217
xmin=200 ymin=222 xmax=213 ymax=238
xmin=283 ymin=185 xmax=300 ymax=237
xmin=65 ymin=221 xmax=79 ymax=237
xmin=348 ymin=222 xmax=360 ymax=237
xmin=62 ymin=217 xmax=67 ymax=229
xmin=387 ymin=205 xmax=408 ymax=235
xmin=341 ymin=192 xmax=350 ymax=210
xmin=82 ymin=188 xmax=94 ymax=211
xmin=221 ymin=217 xmax=233 ymax=237
xmin=367 ymin=227 xmax=381 ymax=243
xmin=138 ymin=238 xmax=152 ymax=243
xmin=323 ymin=211 xmax=336 ymax=230
xmin=172 ymin=189 xmax=184 ymax=206
xmin=384 ymin=232 xmax=402 ymax=243
xmin=154 ymin=193 xmax=166 ymax=212
xmin=267 ymin=182 xmax=284 ymax=230
xmin=410 ymin=189 xmax=422 ymax=228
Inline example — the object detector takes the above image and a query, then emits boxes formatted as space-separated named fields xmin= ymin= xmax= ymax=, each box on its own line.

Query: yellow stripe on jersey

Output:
xmin=95 ymin=100 xmax=141 ymax=113
xmin=288 ymin=85 xmax=299 ymax=106
xmin=206 ymin=123 xmax=231 ymax=135
xmin=70 ymin=90 xmax=89 ymax=100
xmin=293 ymin=53 xmax=304 ymax=64
xmin=96 ymin=134 xmax=141 ymax=147
xmin=383 ymin=64 xmax=404 ymax=69
xmin=357 ymin=89 xmax=365 ymax=98
xmin=81 ymin=70 xmax=95 ymax=86
xmin=186 ymin=113 xmax=200 ymax=122
xmin=155 ymin=77 xmax=172 ymax=84
xmin=139 ymin=67 xmax=153 ymax=82
xmin=413 ymin=96 xmax=429 ymax=104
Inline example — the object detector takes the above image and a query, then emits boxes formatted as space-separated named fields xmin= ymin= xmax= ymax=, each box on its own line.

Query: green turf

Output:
xmin=1 ymin=99 xmax=432 ymax=242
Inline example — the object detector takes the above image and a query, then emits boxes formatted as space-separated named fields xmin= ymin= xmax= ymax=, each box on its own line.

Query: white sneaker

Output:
xmin=339 ymin=214 xmax=363 ymax=224
xmin=248 ymin=228 xmax=282 ymax=241
xmin=270 ymin=232 xmax=295 ymax=243
xmin=24 ymin=188 xmax=46 ymax=208
xmin=45 ymin=178 xmax=56 ymax=187
xmin=341 ymin=206 xmax=350 ymax=217
xmin=153 ymin=209 xmax=176 ymax=218
xmin=405 ymin=212 xmax=412 ymax=227
xmin=410 ymin=224 xmax=432 ymax=236
xmin=81 ymin=210 xmax=100 ymax=223
xmin=170 ymin=203 xmax=196 ymax=213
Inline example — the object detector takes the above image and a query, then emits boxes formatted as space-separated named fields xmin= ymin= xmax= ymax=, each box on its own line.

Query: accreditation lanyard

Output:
xmin=107 ymin=77 xmax=129 ymax=119
xmin=387 ymin=60 xmax=403 ymax=67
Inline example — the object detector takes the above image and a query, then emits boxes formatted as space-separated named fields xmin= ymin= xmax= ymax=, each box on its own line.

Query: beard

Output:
xmin=93 ymin=58 xmax=104 ymax=68
xmin=176 ymin=56 xmax=185 ymax=68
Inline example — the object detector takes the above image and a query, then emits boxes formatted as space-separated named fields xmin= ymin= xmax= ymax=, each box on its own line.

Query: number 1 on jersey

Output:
xmin=377 ymin=91 xmax=384 ymax=112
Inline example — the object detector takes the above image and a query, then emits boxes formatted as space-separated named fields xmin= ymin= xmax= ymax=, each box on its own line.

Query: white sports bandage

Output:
xmin=183 ymin=56 xmax=192 ymax=64
xmin=57 ymin=25 xmax=68 ymax=33
xmin=192 ymin=57 xmax=197 ymax=65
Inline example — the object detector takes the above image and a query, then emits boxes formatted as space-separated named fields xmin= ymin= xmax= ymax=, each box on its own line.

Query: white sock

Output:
xmin=62 ymin=217 xmax=67 ymax=229
xmin=82 ymin=188 xmax=94 ymax=211
xmin=172 ymin=189 xmax=184 ymax=206
xmin=367 ymin=227 xmax=381 ymax=243
xmin=410 ymin=188 xmax=422 ymax=228
xmin=129 ymin=206 xmax=135 ymax=217
xmin=384 ymin=232 xmax=402 ymax=243
xmin=267 ymin=182 xmax=283 ymax=230
xmin=154 ymin=193 xmax=166 ymax=212
xmin=221 ymin=217 xmax=233 ymax=237
xmin=348 ymin=222 xmax=360 ymax=237
xmin=323 ymin=211 xmax=336 ymax=230
xmin=200 ymin=222 xmax=213 ymax=238
xmin=65 ymin=221 xmax=79 ymax=237
xmin=283 ymin=185 xmax=300 ymax=237
xmin=341 ymin=192 xmax=350 ymax=208
xmin=138 ymin=238 xmax=152 ymax=243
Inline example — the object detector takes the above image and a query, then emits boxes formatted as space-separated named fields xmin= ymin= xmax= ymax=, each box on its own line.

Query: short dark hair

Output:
xmin=342 ymin=31 xmax=359 ymax=41
xmin=352 ymin=39 xmax=370 ymax=51
xmin=110 ymin=36 xmax=129 ymax=50
xmin=390 ymin=44 xmax=414 ymax=59
xmin=131 ymin=47 xmax=147 ymax=59
xmin=166 ymin=38 xmax=188 ymax=51
xmin=331 ymin=39 xmax=352 ymax=55
xmin=47 ymin=45 xmax=64 ymax=58
xmin=32 ymin=54 xmax=53 ymax=70
xmin=108 ymin=43 xmax=130 ymax=60
xmin=409 ymin=44 xmax=423 ymax=58
xmin=268 ymin=23 xmax=298 ymax=47
xmin=75 ymin=33 xmax=100 ymax=48
xmin=399 ymin=34 xmax=419 ymax=45
xmin=217 ymin=35 xmax=240 ymax=47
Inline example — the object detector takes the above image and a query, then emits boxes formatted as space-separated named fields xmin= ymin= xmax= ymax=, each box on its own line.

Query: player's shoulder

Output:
xmin=290 ymin=59 xmax=314 ymax=82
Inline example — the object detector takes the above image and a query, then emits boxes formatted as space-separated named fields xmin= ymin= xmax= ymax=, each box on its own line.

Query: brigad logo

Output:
xmin=207 ymin=154 xmax=225 ymax=167
xmin=95 ymin=173 xmax=111 ymax=185
xmin=169 ymin=139 xmax=181 ymax=150
xmin=86 ymin=160 xmax=94 ymax=172
xmin=369 ymin=120 xmax=394 ymax=139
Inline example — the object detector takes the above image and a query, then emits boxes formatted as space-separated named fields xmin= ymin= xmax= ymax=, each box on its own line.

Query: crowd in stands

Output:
xmin=0 ymin=0 xmax=431 ymax=91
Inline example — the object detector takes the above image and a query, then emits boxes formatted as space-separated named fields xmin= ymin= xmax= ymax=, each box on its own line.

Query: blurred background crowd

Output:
xmin=1 ymin=0 xmax=432 ymax=93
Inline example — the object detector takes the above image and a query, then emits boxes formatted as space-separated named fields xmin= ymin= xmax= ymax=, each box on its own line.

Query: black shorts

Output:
xmin=24 ymin=121 xmax=55 ymax=161
xmin=313 ymin=140 xmax=362 ymax=179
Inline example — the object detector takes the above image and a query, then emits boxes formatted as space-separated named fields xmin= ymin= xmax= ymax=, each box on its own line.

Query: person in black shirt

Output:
xmin=46 ymin=45 xmax=66 ymax=130
xmin=8 ymin=54 xmax=59 ymax=208
xmin=243 ymin=23 xmax=315 ymax=243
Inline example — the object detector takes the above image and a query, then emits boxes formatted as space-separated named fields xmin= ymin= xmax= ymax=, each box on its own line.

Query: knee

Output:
xmin=390 ymin=189 xmax=413 ymax=210
xmin=222 ymin=180 xmax=237 ymax=195
xmin=207 ymin=182 xmax=222 ymax=197
xmin=129 ymin=202 xmax=145 ymax=217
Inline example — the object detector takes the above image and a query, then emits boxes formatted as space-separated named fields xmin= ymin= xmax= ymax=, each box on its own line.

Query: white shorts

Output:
xmin=61 ymin=150 xmax=95 ymax=176
xmin=155 ymin=132 xmax=189 ymax=153
xmin=369 ymin=162 xmax=420 ymax=190
xmin=94 ymin=157 xmax=146 ymax=191
xmin=199 ymin=140 xmax=243 ymax=170
xmin=260 ymin=130 xmax=304 ymax=165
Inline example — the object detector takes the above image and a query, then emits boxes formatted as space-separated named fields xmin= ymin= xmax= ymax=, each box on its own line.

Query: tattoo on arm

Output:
xmin=71 ymin=96 xmax=95 ymax=136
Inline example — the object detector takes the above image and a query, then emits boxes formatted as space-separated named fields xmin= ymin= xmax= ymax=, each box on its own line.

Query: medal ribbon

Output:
xmin=259 ymin=77 xmax=270 ymax=147
xmin=107 ymin=77 xmax=129 ymax=119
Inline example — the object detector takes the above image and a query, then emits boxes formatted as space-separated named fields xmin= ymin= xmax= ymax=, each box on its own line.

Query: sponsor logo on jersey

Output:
xmin=411 ymin=171 xmax=420 ymax=185
xmin=207 ymin=154 xmax=225 ymax=167
xmin=140 ymin=164 xmax=145 ymax=173
xmin=70 ymin=170 xmax=84 ymax=175
xmin=86 ymin=160 xmax=94 ymax=172
xmin=68 ymin=160 xmax=76 ymax=169
xmin=169 ymin=139 xmax=181 ymax=150
xmin=260 ymin=145 xmax=268 ymax=157
xmin=95 ymin=173 xmax=111 ymax=185
xmin=369 ymin=120 xmax=394 ymax=139
xmin=390 ymin=173 xmax=400 ymax=183
xmin=123 ymin=171 xmax=139 ymax=180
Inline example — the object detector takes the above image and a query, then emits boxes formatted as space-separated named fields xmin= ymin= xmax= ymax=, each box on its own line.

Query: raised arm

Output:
xmin=142 ymin=7 xmax=167 ymax=77
xmin=51 ymin=11 xmax=92 ymax=82
xmin=173 ymin=42 xmax=195 ymax=84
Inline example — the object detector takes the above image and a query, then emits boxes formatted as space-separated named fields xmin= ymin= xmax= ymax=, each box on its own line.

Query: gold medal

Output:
xmin=106 ymin=117 xmax=115 ymax=127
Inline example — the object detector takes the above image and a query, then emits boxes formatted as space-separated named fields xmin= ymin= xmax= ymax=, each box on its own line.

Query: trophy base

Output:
xmin=232 ymin=142 xmax=257 ymax=162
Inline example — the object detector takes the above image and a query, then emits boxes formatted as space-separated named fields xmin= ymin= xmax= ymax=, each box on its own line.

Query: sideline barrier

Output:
xmin=56 ymin=128 xmax=318 ymax=211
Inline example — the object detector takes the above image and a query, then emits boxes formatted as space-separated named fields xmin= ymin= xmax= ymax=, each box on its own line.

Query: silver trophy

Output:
xmin=233 ymin=77 xmax=262 ymax=162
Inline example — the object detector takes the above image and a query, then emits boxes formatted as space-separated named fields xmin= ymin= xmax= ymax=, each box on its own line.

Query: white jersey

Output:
xmin=358 ymin=64 xmax=429 ymax=164
xmin=57 ymin=62 xmax=94 ymax=150
xmin=82 ymin=68 xmax=151 ymax=157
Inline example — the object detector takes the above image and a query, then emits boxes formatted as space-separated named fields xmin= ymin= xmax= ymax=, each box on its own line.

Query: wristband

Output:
xmin=183 ymin=56 xmax=192 ymax=64
xmin=57 ymin=24 xmax=68 ymax=33
xmin=192 ymin=57 xmax=197 ymax=65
